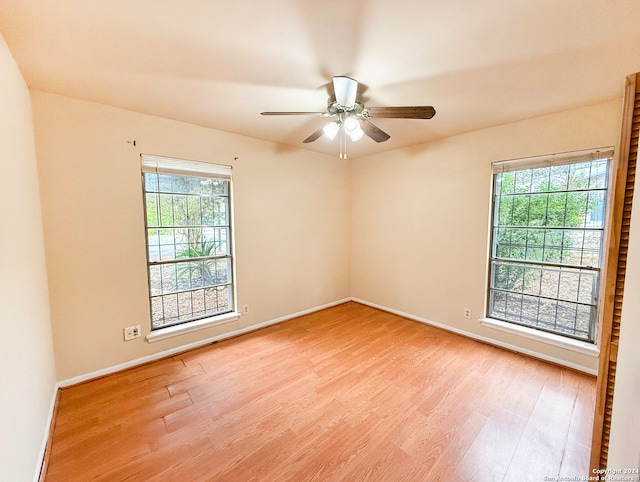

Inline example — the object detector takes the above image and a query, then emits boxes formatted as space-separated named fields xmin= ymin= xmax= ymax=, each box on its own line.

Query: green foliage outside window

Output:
xmin=493 ymin=161 xmax=607 ymax=291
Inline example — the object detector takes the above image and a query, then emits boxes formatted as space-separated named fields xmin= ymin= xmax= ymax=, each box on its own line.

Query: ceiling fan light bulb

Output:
xmin=323 ymin=122 xmax=340 ymax=140
xmin=349 ymin=128 xmax=364 ymax=142
xmin=344 ymin=117 xmax=364 ymax=141
xmin=343 ymin=116 xmax=359 ymax=134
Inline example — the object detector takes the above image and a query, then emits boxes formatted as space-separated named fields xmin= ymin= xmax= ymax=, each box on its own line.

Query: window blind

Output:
xmin=492 ymin=147 xmax=614 ymax=173
xmin=141 ymin=154 xmax=232 ymax=179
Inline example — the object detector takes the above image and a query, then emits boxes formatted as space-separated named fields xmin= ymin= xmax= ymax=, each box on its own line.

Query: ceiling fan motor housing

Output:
xmin=327 ymin=99 xmax=365 ymax=116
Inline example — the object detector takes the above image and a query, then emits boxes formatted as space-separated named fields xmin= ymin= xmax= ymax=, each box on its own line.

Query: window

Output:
xmin=487 ymin=148 xmax=613 ymax=343
xmin=141 ymin=155 xmax=235 ymax=330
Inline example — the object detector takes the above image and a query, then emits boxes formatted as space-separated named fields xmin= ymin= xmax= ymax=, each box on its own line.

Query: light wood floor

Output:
xmin=44 ymin=302 xmax=596 ymax=481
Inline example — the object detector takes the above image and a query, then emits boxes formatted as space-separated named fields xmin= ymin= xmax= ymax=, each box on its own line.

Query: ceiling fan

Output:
xmin=261 ymin=76 xmax=436 ymax=158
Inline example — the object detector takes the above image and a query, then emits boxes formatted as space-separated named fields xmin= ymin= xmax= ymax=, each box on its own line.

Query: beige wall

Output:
xmin=0 ymin=34 xmax=57 ymax=481
xmin=33 ymin=93 xmax=624 ymax=381
xmin=31 ymin=92 xmax=350 ymax=381
xmin=351 ymin=100 xmax=622 ymax=373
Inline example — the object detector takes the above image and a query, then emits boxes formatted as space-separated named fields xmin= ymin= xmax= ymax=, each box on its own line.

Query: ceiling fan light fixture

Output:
xmin=343 ymin=116 xmax=364 ymax=141
xmin=323 ymin=122 xmax=340 ymax=140
xmin=261 ymin=75 xmax=435 ymax=156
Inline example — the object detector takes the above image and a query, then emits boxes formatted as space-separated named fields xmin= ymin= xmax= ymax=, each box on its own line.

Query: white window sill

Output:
xmin=146 ymin=312 xmax=239 ymax=343
xmin=480 ymin=317 xmax=600 ymax=357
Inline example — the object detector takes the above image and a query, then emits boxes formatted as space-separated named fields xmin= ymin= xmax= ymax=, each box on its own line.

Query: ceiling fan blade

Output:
xmin=303 ymin=126 xmax=325 ymax=143
xmin=261 ymin=111 xmax=326 ymax=116
xmin=333 ymin=76 xmax=358 ymax=108
xmin=366 ymin=106 xmax=436 ymax=119
xmin=360 ymin=120 xmax=390 ymax=143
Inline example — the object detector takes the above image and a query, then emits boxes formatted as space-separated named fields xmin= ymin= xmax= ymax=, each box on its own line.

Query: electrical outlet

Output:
xmin=464 ymin=308 xmax=472 ymax=319
xmin=124 ymin=325 xmax=141 ymax=341
xmin=242 ymin=304 xmax=250 ymax=315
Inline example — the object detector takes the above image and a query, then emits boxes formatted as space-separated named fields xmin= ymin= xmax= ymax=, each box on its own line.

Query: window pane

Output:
xmin=205 ymin=227 xmax=229 ymax=255
xmin=187 ymin=178 xmax=203 ymax=195
xmin=177 ymin=291 xmax=193 ymax=318
xmin=161 ymin=264 xmax=177 ymax=293
xmin=159 ymin=194 xmax=174 ymax=227
xmin=151 ymin=297 xmax=164 ymax=323
xmin=531 ymin=167 xmax=550 ymax=191
xmin=549 ymin=165 xmax=570 ymax=191
xmin=216 ymin=258 xmax=232 ymax=284
xmin=524 ymin=229 xmax=544 ymax=261
xmin=146 ymin=193 xmax=159 ymax=228
xmin=149 ymin=265 xmax=162 ymax=296
xmin=162 ymin=294 xmax=178 ymax=323
xmin=568 ymin=162 xmax=592 ymax=191
xmin=589 ymin=160 xmax=608 ymax=189
xmin=187 ymin=196 xmax=202 ymax=226
xmin=213 ymin=197 xmax=229 ymax=226
xmin=582 ymin=231 xmax=603 ymax=267
xmin=158 ymin=174 xmax=173 ymax=192
xmin=171 ymin=176 xmax=191 ymax=194
xmin=497 ymin=172 xmax=514 ymax=195
xmin=202 ymin=197 xmax=214 ymax=225
xmin=539 ymin=267 xmax=560 ymax=299
xmin=514 ymin=169 xmax=532 ymax=193
xmin=145 ymin=173 xmax=159 ymax=192
xmin=175 ymin=260 xmax=202 ymax=290
xmin=586 ymin=191 xmax=606 ymax=228
xmin=212 ymin=179 xmax=228 ymax=195
xmin=172 ymin=195 xmax=188 ymax=227
xmin=488 ymin=153 xmax=610 ymax=343
xmin=490 ymin=290 xmax=507 ymax=317
xmin=191 ymin=289 xmax=206 ymax=318
xmin=142 ymin=167 xmax=234 ymax=330
xmin=159 ymin=231 xmax=176 ymax=260
xmin=204 ymin=285 xmax=231 ymax=313
xmin=527 ymin=194 xmax=547 ymax=226
xmin=147 ymin=230 xmax=160 ymax=262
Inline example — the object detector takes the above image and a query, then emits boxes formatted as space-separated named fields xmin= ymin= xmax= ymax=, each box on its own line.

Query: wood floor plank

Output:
xmin=453 ymin=407 xmax=529 ymax=481
xmin=420 ymin=409 xmax=488 ymax=481
xmin=44 ymin=301 xmax=596 ymax=481
xmin=502 ymin=374 xmax=581 ymax=482
xmin=568 ymin=376 xmax=598 ymax=447
xmin=559 ymin=440 xmax=591 ymax=479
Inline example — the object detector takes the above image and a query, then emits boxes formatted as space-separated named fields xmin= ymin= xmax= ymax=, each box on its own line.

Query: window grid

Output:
xmin=488 ymin=156 xmax=610 ymax=343
xmin=143 ymin=171 xmax=234 ymax=329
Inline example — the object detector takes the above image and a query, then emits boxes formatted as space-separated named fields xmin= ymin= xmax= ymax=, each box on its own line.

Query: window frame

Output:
xmin=140 ymin=154 xmax=238 ymax=340
xmin=484 ymin=147 xmax=615 ymax=347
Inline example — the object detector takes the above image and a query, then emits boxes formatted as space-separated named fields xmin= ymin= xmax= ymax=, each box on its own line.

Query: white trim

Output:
xmin=480 ymin=317 xmax=600 ymax=357
xmin=58 ymin=298 xmax=351 ymax=388
xmin=351 ymin=298 xmax=598 ymax=375
xmin=146 ymin=312 xmax=240 ymax=343
xmin=34 ymin=382 xmax=60 ymax=482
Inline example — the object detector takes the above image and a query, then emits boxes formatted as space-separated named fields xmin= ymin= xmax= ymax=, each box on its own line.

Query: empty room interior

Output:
xmin=2 ymin=1 xmax=640 ymax=481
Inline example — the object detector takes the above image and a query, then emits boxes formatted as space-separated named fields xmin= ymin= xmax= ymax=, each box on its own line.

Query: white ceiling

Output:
xmin=2 ymin=0 xmax=640 ymax=158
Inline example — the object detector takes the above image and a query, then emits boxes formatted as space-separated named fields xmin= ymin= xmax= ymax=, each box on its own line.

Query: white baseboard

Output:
xmin=351 ymin=297 xmax=597 ymax=376
xmin=34 ymin=381 xmax=60 ymax=482
xmin=58 ymin=298 xmax=352 ymax=388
